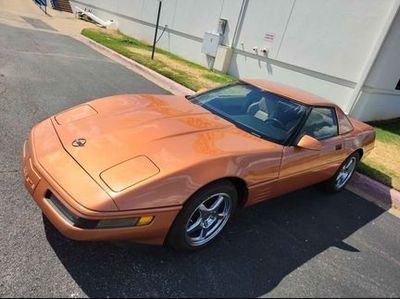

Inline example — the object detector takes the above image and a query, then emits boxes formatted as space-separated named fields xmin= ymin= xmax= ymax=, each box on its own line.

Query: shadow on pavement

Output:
xmin=43 ymin=186 xmax=385 ymax=297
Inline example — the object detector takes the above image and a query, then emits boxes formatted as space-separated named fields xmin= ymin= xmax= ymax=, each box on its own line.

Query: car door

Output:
xmin=273 ymin=106 xmax=347 ymax=197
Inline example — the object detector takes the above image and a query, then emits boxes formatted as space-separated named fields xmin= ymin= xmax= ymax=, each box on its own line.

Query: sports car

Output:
xmin=22 ymin=79 xmax=375 ymax=251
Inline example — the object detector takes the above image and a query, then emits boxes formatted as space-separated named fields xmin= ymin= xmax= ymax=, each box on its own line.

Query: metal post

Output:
xmin=151 ymin=0 xmax=162 ymax=60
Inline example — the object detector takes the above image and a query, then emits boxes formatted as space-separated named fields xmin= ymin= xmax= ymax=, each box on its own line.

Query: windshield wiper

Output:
xmin=249 ymin=131 xmax=262 ymax=138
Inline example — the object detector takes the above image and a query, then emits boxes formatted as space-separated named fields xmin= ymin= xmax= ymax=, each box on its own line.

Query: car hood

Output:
xmin=52 ymin=94 xmax=234 ymax=190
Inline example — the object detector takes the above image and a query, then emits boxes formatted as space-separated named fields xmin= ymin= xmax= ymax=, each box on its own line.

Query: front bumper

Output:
xmin=22 ymin=121 xmax=180 ymax=245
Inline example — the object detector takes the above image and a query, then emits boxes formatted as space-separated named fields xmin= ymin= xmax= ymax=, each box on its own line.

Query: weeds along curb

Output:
xmin=77 ymin=35 xmax=195 ymax=96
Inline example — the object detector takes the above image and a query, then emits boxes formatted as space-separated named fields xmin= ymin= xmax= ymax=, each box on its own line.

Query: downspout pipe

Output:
xmin=348 ymin=0 xmax=400 ymax=115
xmin=231 ymin=0 xmax=249 ymax=48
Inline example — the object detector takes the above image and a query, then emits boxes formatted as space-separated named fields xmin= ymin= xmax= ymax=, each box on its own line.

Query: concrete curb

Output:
xmin=346 ymin=172 xmax=400 ymax=211
xmin=76 ymin=35 xmax=195 ymax=96
xmin=76 ymin=34 xmax=400 ymax=213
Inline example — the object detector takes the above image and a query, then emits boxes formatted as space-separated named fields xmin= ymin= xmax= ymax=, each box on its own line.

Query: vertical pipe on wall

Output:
xmin=275 ymin=0 xmax=296 ymax=58
xmin=231 ymin=0 xmax=249 ymax=48
xmin=348 ymin=0 xmax=400 ymax=115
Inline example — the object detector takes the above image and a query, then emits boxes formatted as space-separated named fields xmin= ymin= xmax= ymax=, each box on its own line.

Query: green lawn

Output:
xmin=357 ymin=118 xmax=400 ymax=190
xmin=81 ymin=28 xmax=235 ymax=91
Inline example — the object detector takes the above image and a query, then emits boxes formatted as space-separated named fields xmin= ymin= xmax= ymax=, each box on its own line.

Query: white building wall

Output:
xmin=274 ymin=0 xmax=390 ymax=81
xmin=351 ymin=8 xmax=400 ymax=120
xmin=228 ymin=53 xmax=355 ymax=109
xmin=70 ymin=0 xmax=400 ymax=121
xmin=70 ymin=0 xmax=242 ymax=67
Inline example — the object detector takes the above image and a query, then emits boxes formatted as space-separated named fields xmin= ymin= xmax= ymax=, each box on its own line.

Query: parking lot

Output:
xmin=0 ymin=13 xmax=400 ymax=298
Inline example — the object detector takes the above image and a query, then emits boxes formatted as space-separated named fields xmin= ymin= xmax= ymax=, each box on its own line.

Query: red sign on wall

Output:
xmin=264 ymin=32 xmax=275 ymax=43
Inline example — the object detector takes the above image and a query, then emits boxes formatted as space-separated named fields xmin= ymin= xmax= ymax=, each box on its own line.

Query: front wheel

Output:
xmin=167 ymin=181 xmax=238 ymax=251
xmin=324 ymin=152 xmax=359 ymax=192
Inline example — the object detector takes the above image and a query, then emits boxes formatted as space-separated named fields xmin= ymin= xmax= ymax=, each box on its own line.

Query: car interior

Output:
xmin=197 ymin=85 xmax=307 ymax=143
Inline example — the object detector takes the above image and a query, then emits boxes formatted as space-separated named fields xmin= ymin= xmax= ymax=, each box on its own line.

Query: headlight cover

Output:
xmin=100 ymin=155 xmax=160 ymax=192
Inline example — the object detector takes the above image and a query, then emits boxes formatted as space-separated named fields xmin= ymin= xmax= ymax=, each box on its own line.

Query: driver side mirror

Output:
xmin=296 ymin=135 xmax=322 ymax=151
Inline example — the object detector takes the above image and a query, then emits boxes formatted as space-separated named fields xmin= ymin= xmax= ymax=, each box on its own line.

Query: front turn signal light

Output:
xmin=137 ymin=215 xmax=154 ymax=226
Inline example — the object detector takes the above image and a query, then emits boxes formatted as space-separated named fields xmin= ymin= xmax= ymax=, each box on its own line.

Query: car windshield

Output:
xmin=189 ymin=82 xmax=308 ymax=144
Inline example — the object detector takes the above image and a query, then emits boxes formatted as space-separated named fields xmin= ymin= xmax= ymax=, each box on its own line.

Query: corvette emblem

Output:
xmin=72 ymin=138 xmax=86 ymax=147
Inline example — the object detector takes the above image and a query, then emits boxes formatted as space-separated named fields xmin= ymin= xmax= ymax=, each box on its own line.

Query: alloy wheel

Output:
xmin=335 ymin=157 xmax=357 ymax=189
xmin=185 ymin=192 xmax=232 ymax=247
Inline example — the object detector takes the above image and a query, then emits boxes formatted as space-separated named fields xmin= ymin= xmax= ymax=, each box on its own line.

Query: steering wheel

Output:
xmin=266 ymin=117 xmax=286 ymax=130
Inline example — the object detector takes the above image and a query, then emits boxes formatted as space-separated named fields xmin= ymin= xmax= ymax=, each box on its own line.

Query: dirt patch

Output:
xmin=91 ymin=27 xmax=121 ymax=39
xmin=366 ymin=140 xmax=400 ymax=166
xmin=126 ymin=46 xmax=221 ymax=90
xmin=363 ymin=140 xmax=400 ymax=188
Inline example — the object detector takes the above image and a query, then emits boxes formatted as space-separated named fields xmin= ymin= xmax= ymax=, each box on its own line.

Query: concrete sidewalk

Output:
xmin=0 ymin=0 xmax=97 ymax=36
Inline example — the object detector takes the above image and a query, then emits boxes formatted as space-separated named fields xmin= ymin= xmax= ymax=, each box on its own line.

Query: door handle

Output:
xmin=335 ymin=144 xmax=343 ymax=150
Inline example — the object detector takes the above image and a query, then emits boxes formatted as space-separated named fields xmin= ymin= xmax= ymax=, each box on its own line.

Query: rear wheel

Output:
xmin=167 ymin=181 xmax=238 ymax=251
xmin=324 ymin=152 xmax=359 ymax=192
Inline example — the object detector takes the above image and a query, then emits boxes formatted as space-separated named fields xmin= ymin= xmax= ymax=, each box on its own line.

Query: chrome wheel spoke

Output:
xmin=201 ymin=228 xmax=210 ymax=238
xmin=217 ymin=212 xmax=227 ymax=220
xmin=336 ymin=157 xmax=356 ymax=188
xmin=345 ymin=158 xmax=354 ymax=170
xmin=210 ymin=195 xmax=225 ymax=212
xmin=199 ymin=228 xmax=206 ymax=238
xmin=186 ymin=217 xmax=202 ymax=233
xmin=199 ymin=203 xmax=210 ymax=214
xmin=194 ymin=227 xmax=208 ymax=240
xmin=336 ymin=172 xmax=346 ymax=183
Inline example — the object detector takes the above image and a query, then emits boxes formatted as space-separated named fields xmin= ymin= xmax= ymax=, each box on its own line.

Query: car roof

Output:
xmin=242 ymin=79 xmax=338 ymax=108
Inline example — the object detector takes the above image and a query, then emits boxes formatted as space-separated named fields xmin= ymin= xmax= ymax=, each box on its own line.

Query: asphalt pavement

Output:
xmin=0 ymin=18 xmax=400 ymax=298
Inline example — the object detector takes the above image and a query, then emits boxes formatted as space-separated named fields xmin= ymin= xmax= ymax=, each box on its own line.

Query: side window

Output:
xmin=336 ymin=107 xmax=354 ymax=135
xmin=300 ymin=107 xmax=338 ymax=140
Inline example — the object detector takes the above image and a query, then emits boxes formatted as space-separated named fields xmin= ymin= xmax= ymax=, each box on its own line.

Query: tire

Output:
xmin=167 ymin=180 xmax=238 ymax=251
xmin=323 ymin=152 xmax=360 ymax=193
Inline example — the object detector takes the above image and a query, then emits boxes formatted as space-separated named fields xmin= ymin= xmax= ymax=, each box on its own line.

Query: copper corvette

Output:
xmin=22 ymin=80 xmax=375 ymax=250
